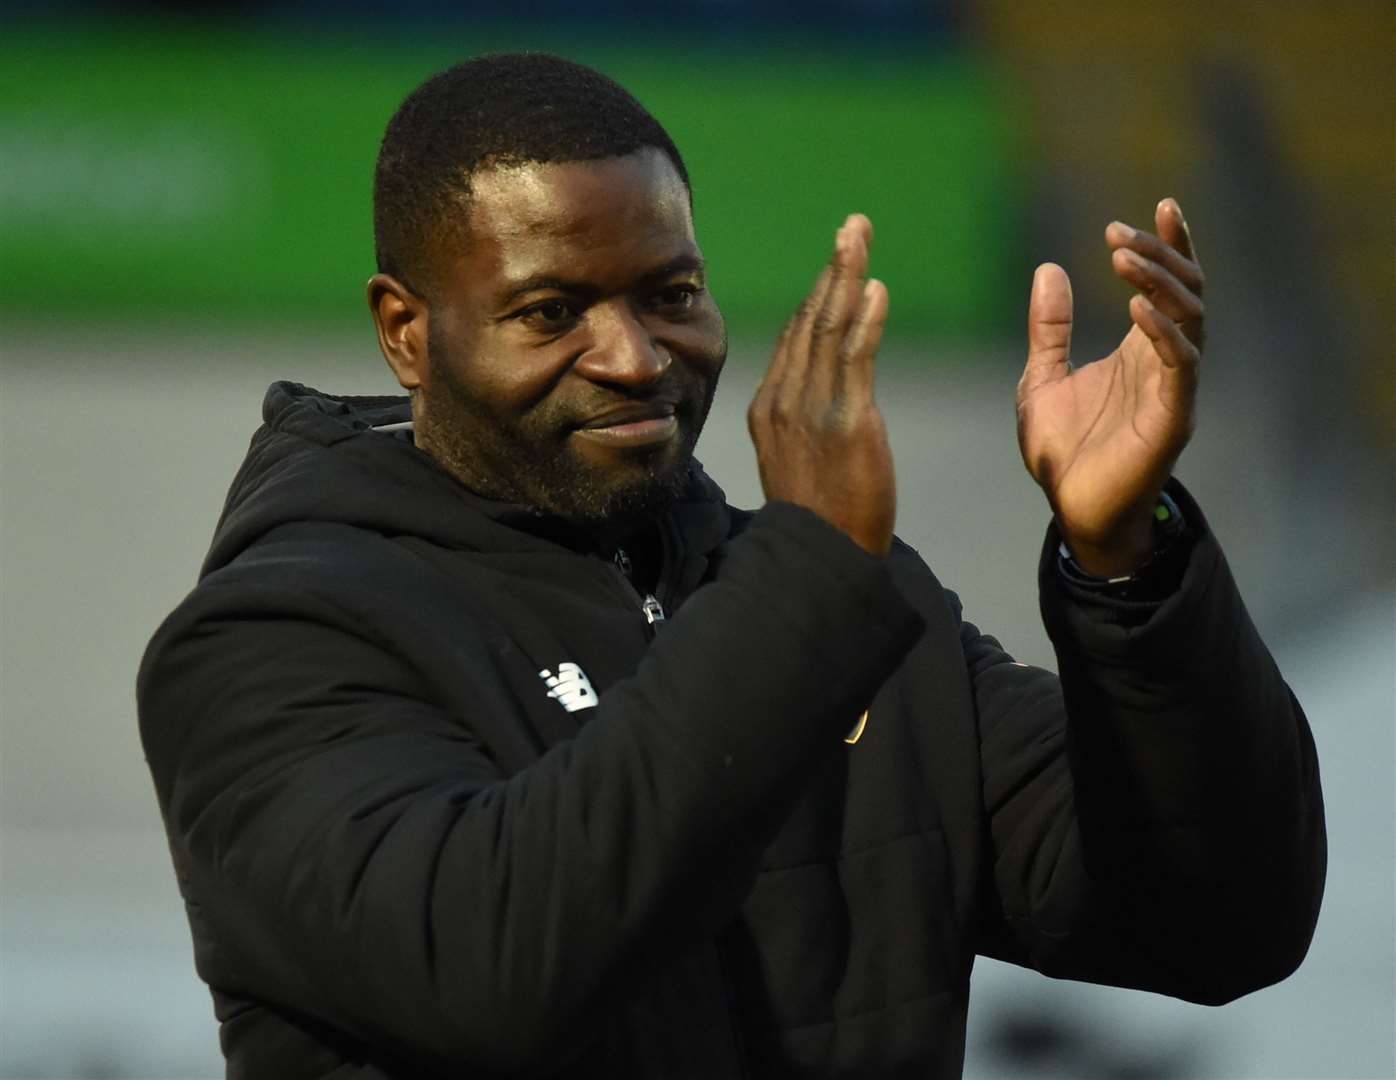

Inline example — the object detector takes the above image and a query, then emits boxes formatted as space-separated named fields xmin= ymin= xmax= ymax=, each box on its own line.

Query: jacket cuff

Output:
xmin=747 ymin=499 xmax=925 ymax=658
xmin=1037 ymin=480 xmax=1234 ymax=668
xmin=703 ymin=500 xmax=925 ymax=742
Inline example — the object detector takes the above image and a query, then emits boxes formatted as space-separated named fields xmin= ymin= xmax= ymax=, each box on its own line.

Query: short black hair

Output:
xmin=373 ymin=52 xmax=689 ymax=299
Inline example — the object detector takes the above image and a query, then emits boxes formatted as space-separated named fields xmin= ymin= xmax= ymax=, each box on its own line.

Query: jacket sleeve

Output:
xmin=137 ymin=503 xmax=924 ymax=1074
xmin=969 ymin=484 xmax=1326 ymax=1004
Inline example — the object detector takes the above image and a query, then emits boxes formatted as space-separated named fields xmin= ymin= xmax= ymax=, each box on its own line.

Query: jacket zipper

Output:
xmin=640 ymin=594 xmax=666 ymax=626
xmin=715 ymin=935 xmax=752 ymax=1078
xmin=613 ymin=547 xmax=666 ymax=636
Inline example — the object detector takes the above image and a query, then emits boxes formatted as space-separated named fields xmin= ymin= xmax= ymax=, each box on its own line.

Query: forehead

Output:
xmin=448 ymin=149 xmax=697 ymax=294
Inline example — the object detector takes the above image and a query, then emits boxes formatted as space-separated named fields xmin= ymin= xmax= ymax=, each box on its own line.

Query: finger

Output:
xmin=1130 ymin=294 xmax=1200 ymax=386
xmin=807 ymin=216 xmax=872 ymax=393
xmin=755 ymin=311 xmax=798 ymax=412
xmin=1111 ymin=247 xmax=1205 ymax=346
xmin=836 ymin=278 xmax=889 ymax=399
xmin=1130 ymin=295 xmax=1199 ymax=446
xmin=1020 ymin=263 xmax=1073 ymax=399
xmin=1155 ymin=197 xmax=1198 ymax=265
xmin=1105 ymin=219 xmax=1204 ymax=296
xmin=786 ymin=216 xmax=861 ymax=384
xmin=781 ymin=261 xmax=835 ymax=385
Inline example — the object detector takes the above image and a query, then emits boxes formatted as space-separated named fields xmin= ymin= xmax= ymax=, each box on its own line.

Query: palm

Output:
xmin=1015 ymin=201 xmax=1205 ymax=571
xmin=1019 ymin=324 xmax=1188 ymax=544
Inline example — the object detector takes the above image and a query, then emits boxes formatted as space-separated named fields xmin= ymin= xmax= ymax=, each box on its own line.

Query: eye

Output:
xmin=651 ymin=283 xmax=700 ymax=313
xmin=517 ymin=299 xmax=580 ymax=329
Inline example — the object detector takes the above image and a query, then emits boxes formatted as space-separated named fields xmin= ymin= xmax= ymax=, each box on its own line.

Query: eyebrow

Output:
xmin=498 ymin=254 xmax=706 ymax=308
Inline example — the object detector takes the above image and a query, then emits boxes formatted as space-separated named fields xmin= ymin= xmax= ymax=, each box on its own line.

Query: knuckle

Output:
xmin=817 ymin=400 xmax=846 ymax=428
xmin=1135 ymin=234 xmax=1163 ymax=261
xmin=823 ymin=397 xmax=867 ymax=431
xmin=769 ymin=395 xmax=796 ymax=427
xmin=811 ymin=308 xmax=842 ymax=339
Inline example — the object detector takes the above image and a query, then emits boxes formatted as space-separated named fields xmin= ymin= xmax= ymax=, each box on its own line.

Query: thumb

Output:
xmin=1020 ymin=262 xmax=1073 ymax=398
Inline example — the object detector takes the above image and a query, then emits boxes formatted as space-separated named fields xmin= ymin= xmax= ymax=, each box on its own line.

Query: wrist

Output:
xmin=1058 ymin=491 xmax=1189 ymax=594
xmin=1058 ymin=511 xmax=1156 ymax=579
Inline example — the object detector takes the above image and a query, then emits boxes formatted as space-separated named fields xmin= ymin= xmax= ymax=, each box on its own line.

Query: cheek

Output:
xmin=452 ymin=340 xmax=570 ymax=414
xmin=678 ymin=305 xmax=727 ymax=378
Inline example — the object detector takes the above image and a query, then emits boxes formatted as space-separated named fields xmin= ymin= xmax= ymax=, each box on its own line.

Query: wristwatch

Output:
xmin=1057 ymin=490 xmax=1190 ymax=601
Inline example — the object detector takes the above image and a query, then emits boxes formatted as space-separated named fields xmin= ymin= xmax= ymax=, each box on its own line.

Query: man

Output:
xmin=138 ymin=53 xmax=1325 ymax=1078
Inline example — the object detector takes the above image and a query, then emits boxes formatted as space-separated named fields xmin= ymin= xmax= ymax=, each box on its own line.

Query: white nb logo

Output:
xmin=539 ymin=662 xmax=598 ymax=713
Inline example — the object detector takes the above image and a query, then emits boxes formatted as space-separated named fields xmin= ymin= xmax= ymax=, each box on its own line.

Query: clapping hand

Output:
xmin=1016 ymin=199 xmax=1205 ymax=577
xmin=749 ymin=214 xmax=895 ymax=556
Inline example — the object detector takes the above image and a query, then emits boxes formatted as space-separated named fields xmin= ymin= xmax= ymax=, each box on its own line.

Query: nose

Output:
xmin=573 ymin=302 xmax=670 ymax=389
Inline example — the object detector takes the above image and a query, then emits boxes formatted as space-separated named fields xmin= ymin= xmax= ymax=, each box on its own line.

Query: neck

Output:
xmin=590 ymin=515 xmax=664 ymax=594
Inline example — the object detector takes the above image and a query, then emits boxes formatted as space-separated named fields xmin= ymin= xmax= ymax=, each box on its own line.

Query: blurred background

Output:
xmin=1 ymin=1 xmax=1392 ymax=1077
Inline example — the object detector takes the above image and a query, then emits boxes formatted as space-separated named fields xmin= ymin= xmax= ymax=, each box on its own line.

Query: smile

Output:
xmin=572 ymin=412 xmax=679 ymax=448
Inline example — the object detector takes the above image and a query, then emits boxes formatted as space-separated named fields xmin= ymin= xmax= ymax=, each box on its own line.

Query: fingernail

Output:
xmin=1110 ymin=221 xmax=1136 ymax=239
xmin=1160 ymin=197 xmax=1183 ymax=218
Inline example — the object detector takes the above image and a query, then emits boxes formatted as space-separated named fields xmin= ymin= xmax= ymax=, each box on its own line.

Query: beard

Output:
xmin=416 ymin=336 xmax=716 ymax=524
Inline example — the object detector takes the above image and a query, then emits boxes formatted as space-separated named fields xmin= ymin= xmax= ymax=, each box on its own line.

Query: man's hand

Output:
xmin=1017 ymin=198 xmax=1205 ymax=577
xmin=749 ymin=214 xmax=895 ymax=556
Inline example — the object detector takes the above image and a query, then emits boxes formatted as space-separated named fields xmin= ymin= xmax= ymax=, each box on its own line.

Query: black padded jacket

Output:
xmin=137 ymin=382 xmax=1326 ymax=1078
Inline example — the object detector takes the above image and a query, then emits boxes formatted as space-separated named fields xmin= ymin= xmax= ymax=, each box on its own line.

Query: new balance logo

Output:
xmin=539 ymin=662 xmax=598 ymax=713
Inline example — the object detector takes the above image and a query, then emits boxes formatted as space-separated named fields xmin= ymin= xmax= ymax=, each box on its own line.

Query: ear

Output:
xmin=367 ymin=273 xmax=430 ymax=390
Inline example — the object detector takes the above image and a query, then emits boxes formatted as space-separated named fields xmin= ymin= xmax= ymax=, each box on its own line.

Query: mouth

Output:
xmin=572 ymin=402 xmax=680 ymax=449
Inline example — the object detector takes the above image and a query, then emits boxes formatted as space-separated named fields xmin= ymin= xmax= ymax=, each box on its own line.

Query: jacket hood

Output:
xmin=202 ymin=381 xmax=730 ymax=579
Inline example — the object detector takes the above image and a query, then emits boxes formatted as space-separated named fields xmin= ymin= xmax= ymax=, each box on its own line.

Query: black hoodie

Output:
xmin=138 ymin=382 xmax=1325 ymax=1079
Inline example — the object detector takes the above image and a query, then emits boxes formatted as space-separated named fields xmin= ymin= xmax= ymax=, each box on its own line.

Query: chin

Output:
xmin=417 ymin=398 xmax=700 ymax=523
xmin=546 ymin=453 xmax=693 ymax=523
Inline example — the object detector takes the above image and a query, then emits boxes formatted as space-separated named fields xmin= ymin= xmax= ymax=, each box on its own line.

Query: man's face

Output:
xmin=414 ymin=148 xmax=726 ymax=522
